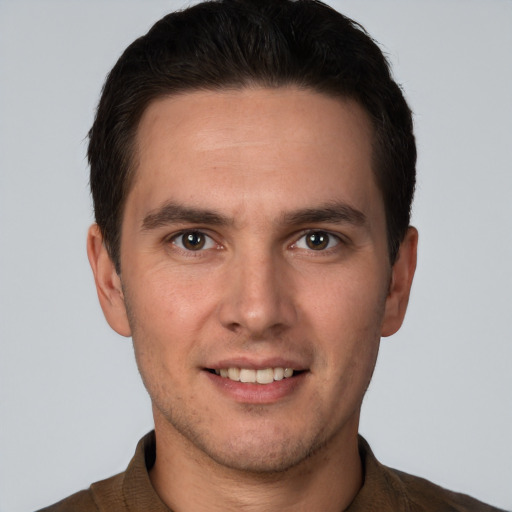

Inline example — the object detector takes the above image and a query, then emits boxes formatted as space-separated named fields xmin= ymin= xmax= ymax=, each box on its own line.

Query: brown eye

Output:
xmin=294 ymin=231 xmax=340 ymax=251
xmin=182 ymin=232 xmax=205 ymax=250
xmin=174 ymin=231 xmax=213 ymax=251
xmin=305 ymin=231 xmax=330 ymax=250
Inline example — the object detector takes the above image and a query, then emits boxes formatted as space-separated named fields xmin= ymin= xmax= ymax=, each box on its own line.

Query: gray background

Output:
xmin=1 ymin=1 xmax=511 ymax=510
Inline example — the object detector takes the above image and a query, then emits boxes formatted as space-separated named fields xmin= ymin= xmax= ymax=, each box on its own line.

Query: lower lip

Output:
xmin=204 ymin=371 xmax=307 ymax=404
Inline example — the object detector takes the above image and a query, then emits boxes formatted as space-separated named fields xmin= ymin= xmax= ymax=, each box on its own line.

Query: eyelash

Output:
xmin=167 ymin=229 xmax=343 ymax=254
xmin=292 ymin=230 xmax=342 ymax=252
xmin=169 ymin=230 xmax=218 ymax=253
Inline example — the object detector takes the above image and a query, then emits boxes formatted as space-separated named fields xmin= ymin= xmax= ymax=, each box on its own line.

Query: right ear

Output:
xmin=86 ymin=224 xmax=132 ymax=337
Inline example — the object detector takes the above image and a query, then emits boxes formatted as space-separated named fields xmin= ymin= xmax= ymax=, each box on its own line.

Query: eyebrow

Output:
xmin=281 ymin=201 xmax=367 ymax=227
xmin=141 ymin=201 xmax=232 ymax=231
xmin=141 ymin=200 xmax=367 ymax=231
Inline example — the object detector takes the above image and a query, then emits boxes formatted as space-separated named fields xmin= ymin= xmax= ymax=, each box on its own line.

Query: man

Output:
xmin=38 ymin=1 xmax=505 ymax=510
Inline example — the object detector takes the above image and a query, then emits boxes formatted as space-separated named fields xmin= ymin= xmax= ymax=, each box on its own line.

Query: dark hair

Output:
xmin=88 ymin=0 xmax=415 ymax=272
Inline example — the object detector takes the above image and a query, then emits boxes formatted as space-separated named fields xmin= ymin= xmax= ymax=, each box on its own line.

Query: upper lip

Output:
xmin=205 ymin=356 xmax=308 ymax=371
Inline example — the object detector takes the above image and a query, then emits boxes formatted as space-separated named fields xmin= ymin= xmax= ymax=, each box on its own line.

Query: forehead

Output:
xmin=128 ymin=87 xmax=380 ymax=223
xmin=136 ymin=87 xmax=373 ymax=160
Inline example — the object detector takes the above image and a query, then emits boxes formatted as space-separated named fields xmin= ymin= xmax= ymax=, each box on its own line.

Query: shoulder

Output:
xmin=386 ymin=466 xmax=506 ymax=512
xmin=35 ymin=472 xmax=124 ymax=512
xmin=35 ymin=489 xmax=98 ymax=512
xmin=355 ymin=436 xmax=507 ymax=512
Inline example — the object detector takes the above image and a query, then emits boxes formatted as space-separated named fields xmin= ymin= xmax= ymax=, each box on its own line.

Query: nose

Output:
xmin=217 ymin=249 xmax=298 ymax=339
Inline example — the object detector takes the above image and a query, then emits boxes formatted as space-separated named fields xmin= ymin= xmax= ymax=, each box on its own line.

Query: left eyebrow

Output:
xmin=281 ymin=201 xmax=367 ymax=227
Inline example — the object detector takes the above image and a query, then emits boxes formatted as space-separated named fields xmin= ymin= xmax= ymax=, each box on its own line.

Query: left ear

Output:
xmin=381 ymin=226 xmax=418 ymax=337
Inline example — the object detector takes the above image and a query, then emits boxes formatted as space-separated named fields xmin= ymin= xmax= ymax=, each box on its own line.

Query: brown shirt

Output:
xmin=37 ymin=432 xmax=506 ymax=512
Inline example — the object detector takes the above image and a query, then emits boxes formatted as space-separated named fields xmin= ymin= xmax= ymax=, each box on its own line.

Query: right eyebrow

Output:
xmin=141 ymin=201 xmax=232 ymax=231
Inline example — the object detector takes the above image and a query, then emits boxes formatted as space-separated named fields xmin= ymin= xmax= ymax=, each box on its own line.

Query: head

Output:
xmin=86 ymin=0 xmax=418 ymax=477
xmin=88 ymin=0 xmax=415 ymax=274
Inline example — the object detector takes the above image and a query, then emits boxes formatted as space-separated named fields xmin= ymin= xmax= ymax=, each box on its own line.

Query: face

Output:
xmin=89 ymin=87 xmax=416 ymax=474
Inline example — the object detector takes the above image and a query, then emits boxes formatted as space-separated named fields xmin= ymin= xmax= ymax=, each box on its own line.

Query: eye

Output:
xmin=294 ymin=231 xmax=340 ymax=251
xmin=171 ymin=231 xmax=216 ymax=251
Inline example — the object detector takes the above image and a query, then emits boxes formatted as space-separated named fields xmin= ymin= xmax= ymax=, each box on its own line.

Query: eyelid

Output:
xmin=292 ymin=229 xmax=343 ymax=251
xmin=168 ymin=229 xmax=219 ymax=251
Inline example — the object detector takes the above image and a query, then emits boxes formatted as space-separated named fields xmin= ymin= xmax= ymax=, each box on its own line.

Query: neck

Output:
xmin=149 ymin=415 xmax=363 ymax=512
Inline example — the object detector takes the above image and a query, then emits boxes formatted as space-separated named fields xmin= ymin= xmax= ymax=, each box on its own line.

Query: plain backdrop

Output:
xmin=1 ymin=1 xmax=511 ymax=511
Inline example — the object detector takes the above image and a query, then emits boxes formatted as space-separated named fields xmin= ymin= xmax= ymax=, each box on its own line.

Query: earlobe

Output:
xmin=86 ymin=224 xmax=132 ymax=337
xmin=381 ymin=227 xmax=418 ymax=337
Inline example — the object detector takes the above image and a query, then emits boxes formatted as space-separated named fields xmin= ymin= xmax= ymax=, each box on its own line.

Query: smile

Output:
xmin=212 ymin=367 xmax=295 ymax=384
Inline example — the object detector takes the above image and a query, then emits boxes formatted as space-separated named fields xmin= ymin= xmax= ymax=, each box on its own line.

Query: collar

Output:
xmin=92 ymin=431 xmax=410 ymax=511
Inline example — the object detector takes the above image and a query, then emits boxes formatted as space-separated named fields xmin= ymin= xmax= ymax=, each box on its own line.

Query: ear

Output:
xmin=87 ymin=224 xmax=132 ymax=337
xmin=381 ymin=227 xmax=418 ymax=337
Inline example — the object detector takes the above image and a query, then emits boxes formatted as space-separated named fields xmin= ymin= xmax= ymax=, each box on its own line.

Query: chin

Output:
xmin=173 ymin=414 xmax=331 ymax=475
xmin=203 ymin=437 xmax=315 ymax=475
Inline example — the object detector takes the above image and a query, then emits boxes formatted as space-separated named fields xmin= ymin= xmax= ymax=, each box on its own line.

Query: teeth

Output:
xmin=228 ymin=367 xmax=240 ymax=381
xmin=215 ymin=367 xmax=295 ymax=384
xmin=274 ymin=367 xmax=284 ymax=381
xmin=256 ymin=368 xmax=274 ymax=384
xmin=239 ymin=369 xmax=256 ymax=383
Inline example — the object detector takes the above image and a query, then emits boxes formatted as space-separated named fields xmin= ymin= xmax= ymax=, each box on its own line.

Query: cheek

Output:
xmin=302 ymin=267 xmax=387 ymax=382
xmin=123 ymin=276 xmax=201 ymax=397
xmin=126 ymin=264 xmax=220 ymax=336
xmin=304 ymin=267 xmax=388 ymax=334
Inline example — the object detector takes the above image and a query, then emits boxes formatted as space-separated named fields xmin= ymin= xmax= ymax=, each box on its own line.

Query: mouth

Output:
xmin=206 ymin=367 xmax=304 ymax=385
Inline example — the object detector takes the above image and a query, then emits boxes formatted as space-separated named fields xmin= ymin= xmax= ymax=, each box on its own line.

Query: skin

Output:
xmin=88 ymin=87 xmax=417 ymax=512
